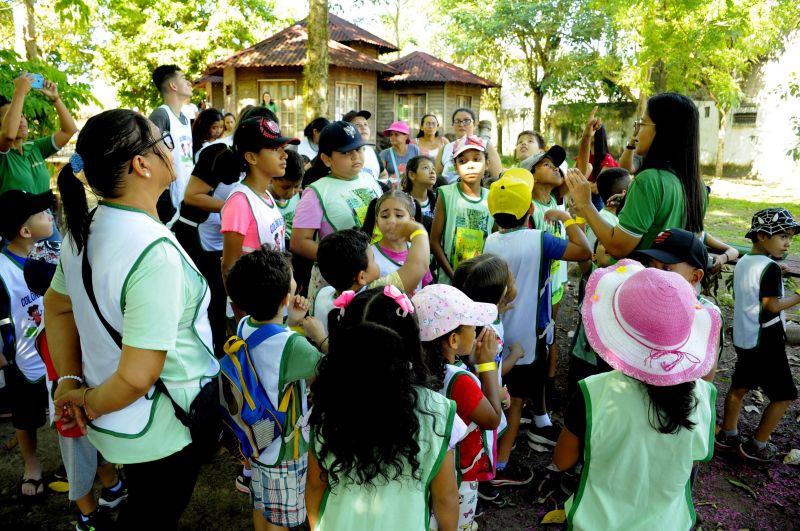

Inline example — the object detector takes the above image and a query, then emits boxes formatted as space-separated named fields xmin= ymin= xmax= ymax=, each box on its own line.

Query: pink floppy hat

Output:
xmin=582 ymin=259 xmax=721 ymax=386
xmin=412 ymin=284 xmax=497 ymax=342
xmin=383 ymin=121 xmax=410 ymax=137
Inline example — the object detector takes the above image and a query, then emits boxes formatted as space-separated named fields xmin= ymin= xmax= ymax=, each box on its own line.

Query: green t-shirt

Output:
xmin=0 ymin=136 xmax=59 ymax=194
xmin=617 ymin=168 xmax=705 ymax=251
xmin=51 ymin=239 xmax=216 ymax=464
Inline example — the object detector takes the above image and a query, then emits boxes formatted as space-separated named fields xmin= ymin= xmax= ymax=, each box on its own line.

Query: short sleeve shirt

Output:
xmin=292 ymin=186 xmax=336 ymax=239
xmin=0 ymin=136 xmax=59 ymax=194
xmin=759 ymin=261 xmax=783 ymax=324
xmin=617 ymin=168 xmax=704 ymax=251
xmin=220 ymin=192 xmax=264 ymax=251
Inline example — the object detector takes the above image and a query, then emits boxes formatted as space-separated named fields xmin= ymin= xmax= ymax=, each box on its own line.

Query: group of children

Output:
xmin=1 ymin=102 xmax=799 ymax=531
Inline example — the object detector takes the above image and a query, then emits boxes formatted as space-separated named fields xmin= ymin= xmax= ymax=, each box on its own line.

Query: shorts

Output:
xmin=505 ymin=342 xmax=549 ymax=399
xmin=429 ymin=480 xmax=478 ymax=531
xmin=58 ymin=434 xmax=108 ymax=501
xmin=731 ymin=325 xmax=797 ymax=402
xmin=251 ymin=454 xmax=308 ymax=527
xmin=6 ymin=366 xmax=47 ymax=430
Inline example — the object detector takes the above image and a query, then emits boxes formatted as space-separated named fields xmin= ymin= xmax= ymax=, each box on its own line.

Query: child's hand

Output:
xmin=501 ymin=385 xmax=511 ymax=410
xmin=508 ymin=343 xmax=524 ymax=365
xmin=605 ymin=190 xmax=626 ymax=209
xmin=544 ymin=208 xmax=570 ymax=223
xmin=287 ymin=294 xmax=310 ymax=326
xmin=474 ymin=327 xmax=498 ymax=365
xmin=302 ymin=316 xmax=326 ymax=347
xmin=582 ymin=106 xmax=602 ymax=139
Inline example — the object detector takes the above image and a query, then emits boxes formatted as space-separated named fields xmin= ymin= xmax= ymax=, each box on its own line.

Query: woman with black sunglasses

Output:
xmin=44 ymin=109 xmax=219 ymax=530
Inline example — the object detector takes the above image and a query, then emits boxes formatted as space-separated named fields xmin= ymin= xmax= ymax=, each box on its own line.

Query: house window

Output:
xmin=732 ymin=111 xmax=757 ymax=126
xmin=258 ymin=80 xmax=297 ymax=137
xmin=704 ymin=106 xmax=710 ymax=118
xmin=335 ymin=83 xmax=362 ymax=122
xmin=456 ymin=95 xmax=473 ymax=109
xmin=396 ymin=94 xmax=427 ymax=129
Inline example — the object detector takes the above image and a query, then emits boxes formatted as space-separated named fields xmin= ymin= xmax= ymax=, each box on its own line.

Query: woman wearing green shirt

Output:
xmin=567 ymin=93 xmax=706 ymax=257
xmin=44 ymin=109 xmax=218 ymax=530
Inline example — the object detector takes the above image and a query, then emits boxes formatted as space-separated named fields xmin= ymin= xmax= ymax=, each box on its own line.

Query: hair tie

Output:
xmin=69 ymin=152 xmax=85 ymax=174
xmin=332 ymin=290 xmax=356 ymax=318
xmin=383 ymin=285 xmax=414 ymax=317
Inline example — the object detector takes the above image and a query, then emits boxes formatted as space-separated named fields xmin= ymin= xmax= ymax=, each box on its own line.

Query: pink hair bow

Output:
xmin=384 ymin=285 xmax=414 ymax=317
xmin=332 ymin=290 xmax=356 ymax=317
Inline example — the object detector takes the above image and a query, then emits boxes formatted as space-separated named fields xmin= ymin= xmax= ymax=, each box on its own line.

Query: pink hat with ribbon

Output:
xmin=383 ymin=121 xmax=411 ymax=137
xmin=451 ymin=135 xmax=486 ymax=159
xmin=411 ymin=284 xmax=497 ymax=342
xmin=582 ymin=259 xmax=721 ymax=386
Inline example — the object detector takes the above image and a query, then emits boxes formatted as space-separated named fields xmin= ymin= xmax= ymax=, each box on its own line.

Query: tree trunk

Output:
xmin=532 ymin=86 xmax=543 ymax=133
xmin=304 ymin=0 xmax=329 ymax=123
xmin=13 ymin=0 xmax=37 ymax=60
xmin=715 ymin=106 xmax=727 ymax=178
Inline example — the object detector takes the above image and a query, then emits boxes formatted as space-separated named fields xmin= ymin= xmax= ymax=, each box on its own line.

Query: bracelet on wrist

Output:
xmin=475 ymin=361 xmax=498 ymax=374
xmin=625 ymin=145 xmax=636 ymax=150
xmin=57 ymin=374 xmax=83 ymax=385
xmin=409 ymin=229 xmax=426 ymax=240
xmin=575 ymin=216 xmax=586 ymax=224
xmin=564 ymin=219 xmax=578 ymax=228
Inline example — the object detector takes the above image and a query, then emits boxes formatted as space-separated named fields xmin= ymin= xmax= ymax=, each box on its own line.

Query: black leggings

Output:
xmin=118 ymin=444 xmax=201 ymax=530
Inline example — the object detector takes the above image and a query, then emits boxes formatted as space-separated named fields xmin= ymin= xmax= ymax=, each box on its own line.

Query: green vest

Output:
xmin=565 ymin=371 xmax=715 ymax=531
xmin=308 ymin=172 xmax=383 ymax=232
xmin=437 ymin=183 xmax=491 ymax=284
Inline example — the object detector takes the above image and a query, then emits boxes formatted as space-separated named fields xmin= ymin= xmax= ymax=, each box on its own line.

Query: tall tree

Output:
xmin=305 ymin=0 xmax=330 ymax=122
xmin=12 ymin=0 xmax=36 ymax=60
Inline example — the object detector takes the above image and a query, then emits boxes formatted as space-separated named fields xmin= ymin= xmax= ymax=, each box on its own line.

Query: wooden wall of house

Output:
xmin=327 ymin=67 xmax=379 ymax=142
xmin=231 ymin=67 xmax=305 ymax=137
xmin=346 ymin=42 xmax=381 ymax=60
xmin=376 ymin=83 xmax=445 ymax=137
xmin=443 ymin=83 xmax=483 ymax=136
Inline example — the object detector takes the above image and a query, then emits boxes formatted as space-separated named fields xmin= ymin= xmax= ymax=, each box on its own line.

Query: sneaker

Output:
xmin=98 ymin=481 xmax=128 ymax=509
xmin=477 ymin=483 xmax=499 ymax=501
xmin=738 ymin=439 xmax=779 ymax=463
xmin=519 ymin=405 xmax=534 ymax=425
xmin=489 ymin=462 xmax=534 ymax=487
xmin=76 ymin=509 xmax=113 ymax=531
xmin=559 ymin=471 xmax=579 ymax=497
xmin=714 ymin=431 xmax=742 ymax=453
xmin=526 ymin=423 xmax=561 ymax=447
xmin=235 ymin=474 xmax=251 ymax=495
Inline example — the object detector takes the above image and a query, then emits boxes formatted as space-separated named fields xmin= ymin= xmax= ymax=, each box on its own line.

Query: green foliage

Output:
xmin=0 ymin=50 xmax=96 ymax=137
xmin=96 ymin=0 xmax=278 ymax=111
xmin=784 ymin=74 xmax=800 ymax=161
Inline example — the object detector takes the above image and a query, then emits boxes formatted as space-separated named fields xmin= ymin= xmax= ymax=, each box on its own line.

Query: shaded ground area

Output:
xmin=1 ymin=275 xmax=798 ymax=530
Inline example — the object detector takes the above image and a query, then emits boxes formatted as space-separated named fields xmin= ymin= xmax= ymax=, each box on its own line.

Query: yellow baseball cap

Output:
xmin=502 ymin=167 xmax=534 ymax=189
xmin=488 ymin=175 xmax=532 ymax=219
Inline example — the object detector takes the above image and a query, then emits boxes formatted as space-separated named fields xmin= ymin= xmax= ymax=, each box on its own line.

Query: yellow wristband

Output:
xmin=564 ymin=219 xmax=578 ymax=228
xmin=795 ymin=288 xmax=800 ymax=297
xmin=575 ymin=217 xmax=586 ymax=224
xmin=475 ymin=361 xmax=498 ymax=373
xmin=409 ymin=229 xmax=427 ymax=240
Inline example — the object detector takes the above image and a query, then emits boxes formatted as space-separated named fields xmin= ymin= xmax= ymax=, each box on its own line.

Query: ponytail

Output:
xmin=645 ymin=381 xmax=698 ymax=434
xmin=56 ymin=164 xmax=90 ymax=253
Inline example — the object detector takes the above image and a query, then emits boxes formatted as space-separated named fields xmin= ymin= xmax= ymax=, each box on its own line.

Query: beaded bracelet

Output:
xmin=57 ymin=375 xmax=84 ymax=385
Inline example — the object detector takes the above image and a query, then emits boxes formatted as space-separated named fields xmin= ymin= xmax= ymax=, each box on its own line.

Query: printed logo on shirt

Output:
xmin=346 ymin=187 xmax=377 ymax=226
xmin=451 ymin=208 xmax=490 ymax=270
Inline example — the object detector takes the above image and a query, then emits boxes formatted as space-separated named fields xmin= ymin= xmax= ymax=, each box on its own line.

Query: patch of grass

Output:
xmin=705 ymin=196 xmax=800 ymax=255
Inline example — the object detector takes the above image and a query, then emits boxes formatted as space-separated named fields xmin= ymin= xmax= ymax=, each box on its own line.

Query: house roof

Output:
xmin=298 ymin=14 xmax=398 ymax=55
xmin=382 ymin=51 xmax=499 ymax=88
xmin=205 ymin=22 xmax=396 ymax=74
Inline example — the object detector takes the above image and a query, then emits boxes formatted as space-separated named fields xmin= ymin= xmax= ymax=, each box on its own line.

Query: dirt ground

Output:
xmin=1 ymin=274 xmax=798 ymax=531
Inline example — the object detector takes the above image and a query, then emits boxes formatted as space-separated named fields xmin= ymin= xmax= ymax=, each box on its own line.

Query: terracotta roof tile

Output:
xmin=383 ymin=51 xmax=499 ymax=88
xmin=299 ymin=14 xmax=398 ymax=54
xmin=206 ymin=22 xmax=396 ymax=74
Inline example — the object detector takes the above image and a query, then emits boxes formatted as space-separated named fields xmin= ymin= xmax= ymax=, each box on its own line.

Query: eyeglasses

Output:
xmin=633 ymin=119 xmax=655 ymax=135
xmin=128 ymin=131 xmax=174 ymax=174
xmin=452 ymin=118 xmax=474 ymax=126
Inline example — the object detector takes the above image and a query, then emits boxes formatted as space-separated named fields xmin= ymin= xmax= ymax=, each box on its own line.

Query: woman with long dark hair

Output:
xmin=306 ymin=287 xmax=460 ymax=530
xmin=554 ymin=262 xmax=719 ymax=530
xmin=44 ymin=109 xmax=219 ymax=530
xmin=567 ymin=93 xmax=705 ymax=257
xmin=414 ymin=114 xmax=448 ymax=159
xmin=191 ymin=108 xmax=224 ymax=161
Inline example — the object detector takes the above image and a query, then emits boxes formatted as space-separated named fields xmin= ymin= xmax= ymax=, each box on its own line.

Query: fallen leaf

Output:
xmin=727 ymin=478 xmax=757 ymax=499
xmin=744 ymin=405 xmax=760 ymax=414
xmin=47 ymin=481 xmax=69 ymax=493
xmin=695 ymin=501 xmax=718 ymax=508
xmin=752 ymin=390 xmax=765 ymax=404
xmin=541 ymin=509 xmax=566 ymax=524
xmin=783 ymin=449 xmax=800 ymax=465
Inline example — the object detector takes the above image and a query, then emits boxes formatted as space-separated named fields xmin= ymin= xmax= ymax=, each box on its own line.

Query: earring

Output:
xmin=144 ymin=171 xmax=151 ymax=177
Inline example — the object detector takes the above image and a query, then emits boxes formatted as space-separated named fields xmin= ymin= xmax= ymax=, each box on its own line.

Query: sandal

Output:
xmin=20 ymin=477 xmax=46 ymax=501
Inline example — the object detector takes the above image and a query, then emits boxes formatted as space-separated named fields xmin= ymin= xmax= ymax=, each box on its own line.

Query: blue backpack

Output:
xmin=219 ymin=323 xmax=298 ymax=460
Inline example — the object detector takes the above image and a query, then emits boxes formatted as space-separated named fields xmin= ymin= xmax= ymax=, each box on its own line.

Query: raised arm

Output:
xmin=41 ymin=80 xmax=78 ymax=149
xmin=394 ymin=220 xmax=431 ymax=293
xmin=0 ymin=74 xmax=32 ymax=152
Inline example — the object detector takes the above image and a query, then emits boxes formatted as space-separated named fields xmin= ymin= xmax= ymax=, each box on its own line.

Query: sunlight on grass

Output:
xmin=706 ymin=196 xmax=800 ymax=254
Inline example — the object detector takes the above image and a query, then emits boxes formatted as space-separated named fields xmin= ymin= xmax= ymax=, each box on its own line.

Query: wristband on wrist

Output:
xmin=409 ymin=229 xmax=426 ymax=240
xmin=57 ymin=375 xmax=83 ymax=385
xmin=564 ymin=219 xmax=577 ymax=228
xmin=575 ymin=216 xmax=586 ymax=224
xmin=475 ymin=361 xmax=498 ymax=373
xmin=625 ymin=144 xmax=636 ymax=150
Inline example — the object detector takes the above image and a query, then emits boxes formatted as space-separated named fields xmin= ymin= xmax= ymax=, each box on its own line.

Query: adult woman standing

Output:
xmin=435 ymin=108 xmax=501 ymax=183
xmin=567 ymin=93 xmax=706 ymax=258
xmin=380 ymin=121 xmax=420 ymax=189
xmin=260 ymin=91 xmax=277 ymax=113
xmin=414 ymin=114 xmax=448 ymax=160
xmin=44 ymin=109 xmax=219 ymax=530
